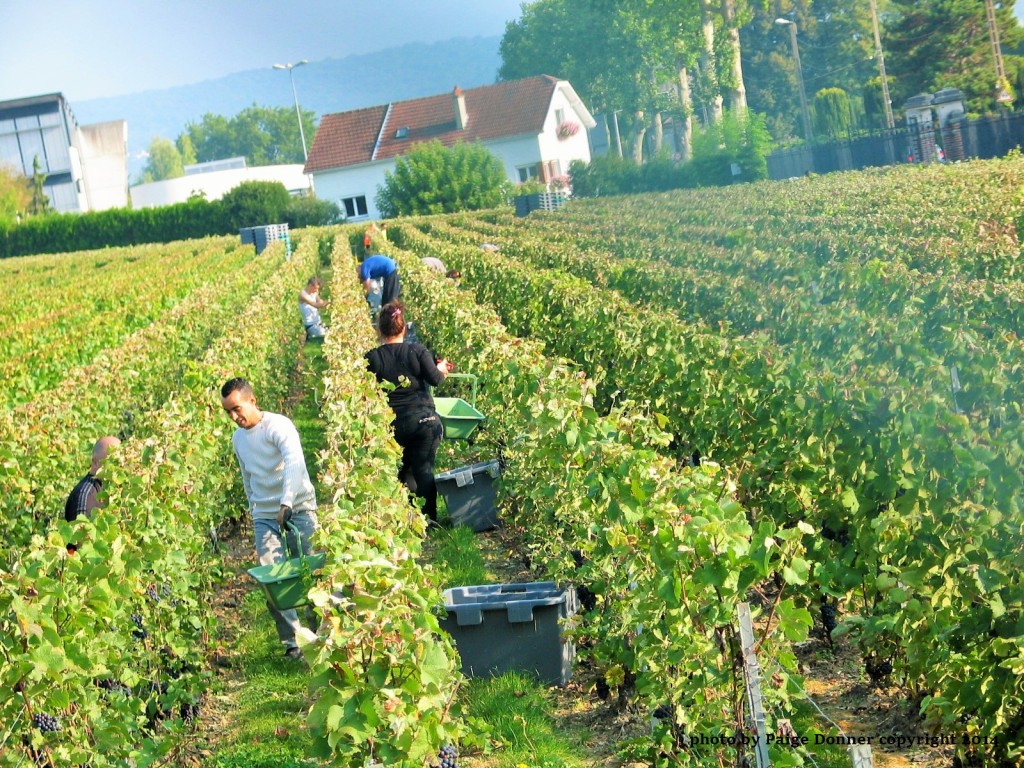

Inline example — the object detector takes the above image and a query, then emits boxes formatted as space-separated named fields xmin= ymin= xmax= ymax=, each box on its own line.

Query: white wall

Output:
xmin=486 ymin=135 xmax=543 ymax=181
xmin=538 ymin=88 xmax=593 ymax=180
xmin=313 ymin=161 xmax=394 ymax=221
xmin=130 ymin=164 xmax=311 ymax=208
xmin=78 ymin=120 xmax=129 ymax=211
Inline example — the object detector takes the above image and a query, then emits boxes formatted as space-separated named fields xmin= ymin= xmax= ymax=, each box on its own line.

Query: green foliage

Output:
xmin=885 ymin=0 xmax=1024 ymax=114
xmin=284 ymin=195 xmax=342 ymax=229
xmin=182 ymin=104 xmax=316 ymax=167
xmin=0 ymin=232 xmax=317 ymax=766
xmin=0 ymin=163 xmax=31 ymax=228
xmin=219 ymin=181 xmax=292 ymax=230
xmin=395 ymin=155 xmax=1024 ymax=763
xmin=141 ymin=136 xmax=185 ymax=183
xmin=375 ymin=140 xmax=512 ymax=217
xmin=571 ymin=111 xmax=770 ymax=197
xmin=813 ymin=88 xmax=854 ymax=139
xmin=28 ymin=157 xmax=50 ymax=216
xmin=0 ymin=197 xmax=230 ymax=258
xmin=689 ymin=109 xmax=771 ymax=184
xmin=861 ymin=76 xmax=889 ymax=131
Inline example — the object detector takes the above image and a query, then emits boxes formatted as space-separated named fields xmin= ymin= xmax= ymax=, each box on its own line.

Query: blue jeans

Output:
xmin=254 ymin=511 xmax=318 ymax=649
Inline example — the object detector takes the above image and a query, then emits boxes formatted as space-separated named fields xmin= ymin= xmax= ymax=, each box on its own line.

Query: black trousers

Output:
xmin=393 ymin=409 xmax=443 ymax=520
xmin=381 ymin=270 xmax=401 ymax=305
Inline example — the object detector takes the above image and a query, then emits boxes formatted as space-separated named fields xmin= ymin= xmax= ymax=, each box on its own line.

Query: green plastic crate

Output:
xmin=433 ymin=373 xmax=484 ymax=439
xmin=247 ymin=551 xmax=326 ymax=611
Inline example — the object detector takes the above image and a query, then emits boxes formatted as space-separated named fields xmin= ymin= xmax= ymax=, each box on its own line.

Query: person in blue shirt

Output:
xmin=358 ymin=254 xmax=401 ymax=307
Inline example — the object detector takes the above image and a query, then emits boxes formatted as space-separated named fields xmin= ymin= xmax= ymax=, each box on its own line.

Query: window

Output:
xmin=517 ymin=164 xmax=540 ymax=183
xmin=555 ymin=108 xmax=565 ymax=125
xmin=341 ymin=195 xmax=368 ymax=219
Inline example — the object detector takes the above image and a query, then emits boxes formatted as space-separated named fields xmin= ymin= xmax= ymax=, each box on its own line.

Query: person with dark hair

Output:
xmin=365 ymin=301 xmax=452 ymax=524
xmin=220 ymin=377 xmax=318 ymax=658
xmin=65 ymin=435 xmax=121 ymax=523
xmin=358 ymin=254 xmax=401 ymax=307
xmin=298 ymin=276 xmax=328 ymax=340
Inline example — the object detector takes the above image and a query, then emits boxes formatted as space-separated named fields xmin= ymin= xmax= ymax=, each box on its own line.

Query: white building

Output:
xmin=304 ymin=75 xmax=596 ymax=221
xmin=130 ymin=160 xmax=310 ymax=208
xmin=0 ymin=93 xmax=128 ymax=213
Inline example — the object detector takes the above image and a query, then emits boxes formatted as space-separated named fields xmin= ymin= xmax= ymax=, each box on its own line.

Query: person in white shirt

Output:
xmin=221 ymin=377 xmax=318 ymax=658
xmin=298 ymin=276 xmax=328 ymax=340
xmin=421 ymin=256 xmax=446 ymax=273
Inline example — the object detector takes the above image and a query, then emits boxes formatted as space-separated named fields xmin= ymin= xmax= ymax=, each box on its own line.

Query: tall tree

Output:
xmin=182 ymin=104 xmax=316 ymax=167
xmin=885 ymin=0 xmax=1023 ymax=113
xmin=741 ymin=0 xmax=875 ymax=142
xmin=141 ymin=137 xmax=184 ymax=183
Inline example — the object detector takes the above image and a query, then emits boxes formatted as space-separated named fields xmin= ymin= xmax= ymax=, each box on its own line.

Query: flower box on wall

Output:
xmin=556 ymin=120 xmax=580 ymax=140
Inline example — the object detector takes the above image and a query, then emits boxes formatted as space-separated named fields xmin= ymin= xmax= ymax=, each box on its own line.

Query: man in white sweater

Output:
xmin=221 ymin=377 xmax=318 ymax=658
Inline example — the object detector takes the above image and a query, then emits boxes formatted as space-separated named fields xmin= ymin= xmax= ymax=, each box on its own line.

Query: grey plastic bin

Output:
xmin=434 ymin=460 xmax=501 ymax=532
xmin=439 ymin=581 xmax=577 ymax=686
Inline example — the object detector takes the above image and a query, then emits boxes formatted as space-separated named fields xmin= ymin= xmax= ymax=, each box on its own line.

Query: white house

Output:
xmin=304 ymin=75 xmax=596 ymax=221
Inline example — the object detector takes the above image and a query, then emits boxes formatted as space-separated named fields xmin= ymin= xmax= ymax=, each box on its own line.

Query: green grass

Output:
xmin=207 ymin=592 xmax=318 ymax=767
xmin=461 ymin=672 xmax=595 ymax=768
xmin=426 ymin=524 xmax=492 ymax=587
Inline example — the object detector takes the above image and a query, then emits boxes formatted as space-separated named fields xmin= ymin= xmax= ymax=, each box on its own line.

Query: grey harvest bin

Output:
xmin=434 ymin=459 xmax=501 ymax=532
xmin=439 ymin=581 xmax=578 ymax=686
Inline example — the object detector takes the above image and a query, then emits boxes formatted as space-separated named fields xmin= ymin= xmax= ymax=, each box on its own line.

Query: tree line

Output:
xmin=499 ymin=0 xmax=1024 ymax=159
xmin=140 ymin=104 xmax=316 ymax=183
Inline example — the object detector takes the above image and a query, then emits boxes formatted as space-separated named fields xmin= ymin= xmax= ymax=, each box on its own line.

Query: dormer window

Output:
xmin=395 ymin=127 xmax=409 ymax=139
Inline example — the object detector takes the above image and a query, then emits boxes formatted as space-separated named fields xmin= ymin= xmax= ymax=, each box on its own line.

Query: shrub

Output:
xmin=285 ymin=196 xmax=343 ymax=228
xmin=375 ymin=140 xmax=512 ymax=217
xmin=218 ymin=180 xmax=292 ymax=230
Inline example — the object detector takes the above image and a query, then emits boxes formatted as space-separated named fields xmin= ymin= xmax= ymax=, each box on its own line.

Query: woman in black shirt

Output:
xmin=366 ymin=300 xmax=452 ymax=522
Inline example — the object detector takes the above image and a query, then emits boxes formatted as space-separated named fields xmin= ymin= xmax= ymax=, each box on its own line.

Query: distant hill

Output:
xmin=72 ymin=36 xmax=504 ymax=181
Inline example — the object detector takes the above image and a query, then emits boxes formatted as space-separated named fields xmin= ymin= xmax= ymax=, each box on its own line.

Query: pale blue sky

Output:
xmin=0 ymin=0 xmax=526 ymax=102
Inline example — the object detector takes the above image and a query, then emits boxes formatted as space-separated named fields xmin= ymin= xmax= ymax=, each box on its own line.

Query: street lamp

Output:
xmin=774 ymin=19 xmax=813 ymax=146
xmin=273 ymin=60 xmax=309 ymax=162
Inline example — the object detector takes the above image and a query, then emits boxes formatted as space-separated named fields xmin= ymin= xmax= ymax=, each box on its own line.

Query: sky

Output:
xmin=0 ymin=0 xmax=527 ymax=103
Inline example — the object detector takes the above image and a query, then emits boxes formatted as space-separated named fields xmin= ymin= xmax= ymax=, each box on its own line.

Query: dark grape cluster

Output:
xmin=32 ymin=712 xmax=61 ymax=733
xmin=820 ymin=598 xmax=838 ymax=635
xmin=146 ymin=586 xmax=160 ymax=603
xmin=96 ymin=678 xmax=132 ymax=697
xmin=130 ymin=613 xmax=147 ymax=640
xmin=180 ymin=702 xmax=201 ymax=722
xmin=431 ymin=744 xmax=458 ymax=768
xmin=864 ymin=654 xmax=893 ymax=685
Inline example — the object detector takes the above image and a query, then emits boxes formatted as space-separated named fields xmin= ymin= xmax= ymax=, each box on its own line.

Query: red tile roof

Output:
xmin=305 ymin=75 xmax=563 ymax=173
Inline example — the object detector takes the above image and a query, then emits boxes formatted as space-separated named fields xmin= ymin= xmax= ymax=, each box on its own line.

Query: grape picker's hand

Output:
xmin=277 ymin=504 xmax=293 ymax=529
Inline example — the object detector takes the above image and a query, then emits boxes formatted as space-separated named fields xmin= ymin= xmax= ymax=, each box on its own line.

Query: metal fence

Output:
xmin=767 ymin=111 xmax=1024 ymax=180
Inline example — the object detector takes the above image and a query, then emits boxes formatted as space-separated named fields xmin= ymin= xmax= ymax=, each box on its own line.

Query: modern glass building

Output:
xmin=0 ymin=93 xmax=127 ymax=213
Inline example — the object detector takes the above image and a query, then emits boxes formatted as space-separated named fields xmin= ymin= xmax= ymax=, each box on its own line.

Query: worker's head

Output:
xmin=306 ymin=276 xmax=323 ymax=292
xmin=377 ymin=300 xmax=407 ymax=339
xmin=445 ymin=269 xmax=461 ymax=280
xmin=220 ymin=378 xmax=261 ymax=429
xmin=90 ymin=435 xmax=121 ymax=474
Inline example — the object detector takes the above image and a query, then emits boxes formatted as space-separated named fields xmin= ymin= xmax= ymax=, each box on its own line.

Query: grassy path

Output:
xmin=194 ymin=336 xmax=328 ymax=768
